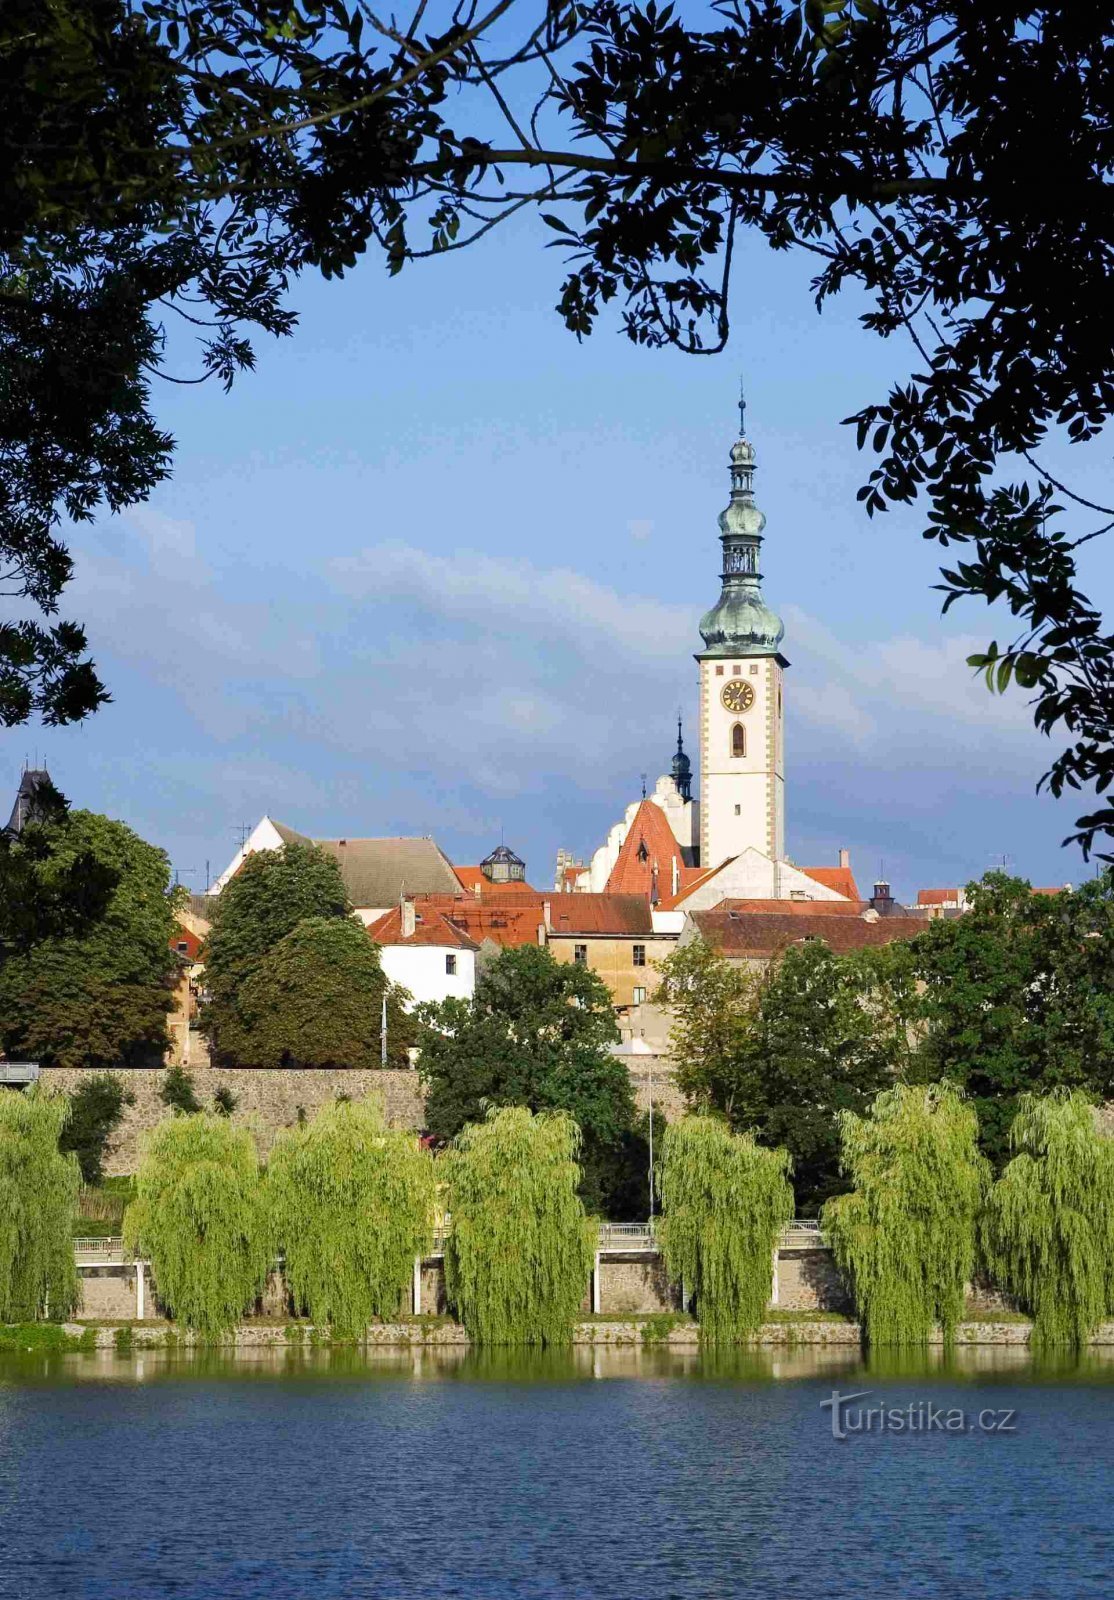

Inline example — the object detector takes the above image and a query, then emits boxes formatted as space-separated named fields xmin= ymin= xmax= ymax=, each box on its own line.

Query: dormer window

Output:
xmin=636 ymin=839 xmax=649 ymax=862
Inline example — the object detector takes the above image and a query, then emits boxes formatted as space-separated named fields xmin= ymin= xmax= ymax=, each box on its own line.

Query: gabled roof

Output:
xmin=800 ymin=864 xmax=861 ymax=902
xmin=5 ymin=769 xmax=54 ymax=836
xmin=691 ymin=909 xmax=922 ymax=959
xmin=271 ymin=819 xmax=314 ymax=848
xmin=605 ymin=799 xmax=702 ymax=902
xmin=547 ymin=894 xmax=654 ymax=936
xmin=368 ymin=905 xmax=480 ymax=952
xmin=314 ymin=837 xmax=463 ymax=908
xmin=440 ymin=900 xmax=545 ymax=949
xmin=657 ymin=861 xmax=736 ymax=911
xmin=918 ymin=888 xmax=961 ymax=906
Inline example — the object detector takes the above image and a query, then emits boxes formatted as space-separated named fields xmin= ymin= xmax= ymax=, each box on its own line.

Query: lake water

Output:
xmin=1 ymin=1344 xmax=1112 ymax=1599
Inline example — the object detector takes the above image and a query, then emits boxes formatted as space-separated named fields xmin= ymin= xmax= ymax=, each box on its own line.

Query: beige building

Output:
xmin=545 ymin=894 xmax=674 ymax=1010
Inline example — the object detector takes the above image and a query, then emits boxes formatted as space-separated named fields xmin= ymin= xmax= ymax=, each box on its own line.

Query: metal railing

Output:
xmin=74 ymin=1219 xmax=829 ymax=1266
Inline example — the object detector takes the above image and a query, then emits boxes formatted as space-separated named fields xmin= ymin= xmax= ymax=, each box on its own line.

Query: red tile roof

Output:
xmin=606 ymin=799 xmax=702 ymax=902
xmin=800 ymin=865 xmax=861 ymax=902
xmin=691 ymin=910 xmax=922 ymax=958
xmin=717 ymin=897 xmax=869 ymax=917
xmin=170 ymin=925 xmax=205 ymax=960
xmin=547 ymin=894 xmax=654 ymax=936
xmin=367 ymin=905 xmax=480 ymax=951
xmin=918 ymin=888 xmax=961 ymax=906
xmin=453 ymin=866 xmax=541 ymax=897
xmin=417 ymin=897 xmax=544 ymax=949
xmin=656 ymin=861 xmax=734 ymax=911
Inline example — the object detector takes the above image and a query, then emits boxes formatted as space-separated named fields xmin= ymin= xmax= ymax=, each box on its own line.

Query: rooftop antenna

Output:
xmin=234 ymin=822 xmax=251 ymax=848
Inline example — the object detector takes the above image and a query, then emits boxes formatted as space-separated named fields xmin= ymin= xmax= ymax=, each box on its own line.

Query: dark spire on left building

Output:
xmin=671 ymin=715 xmax=692 ymax=802
xmin=4 ymin=766 xmax=55 ymax=836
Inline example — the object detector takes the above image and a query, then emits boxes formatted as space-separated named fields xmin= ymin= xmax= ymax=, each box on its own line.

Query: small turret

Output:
xmin=670 ymin=716 xmax=692 ymax=801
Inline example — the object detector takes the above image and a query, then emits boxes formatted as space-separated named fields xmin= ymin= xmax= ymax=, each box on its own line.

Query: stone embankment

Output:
xmin=58 ymin=1318 xmax=1114 ymax=1350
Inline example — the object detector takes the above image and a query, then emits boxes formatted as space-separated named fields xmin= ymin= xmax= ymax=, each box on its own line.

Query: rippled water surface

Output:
xmin=1 ymin=1344 xmax=1112 ymax=1599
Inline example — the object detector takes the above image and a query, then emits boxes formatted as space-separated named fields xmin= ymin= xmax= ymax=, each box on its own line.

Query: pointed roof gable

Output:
xmin=367 ymin=904 xmax=480 ymax=951
xmin=800 ymin=864 xmax=861 ymax=901
xmin=606 ymin=799 xmax=697 ymax=902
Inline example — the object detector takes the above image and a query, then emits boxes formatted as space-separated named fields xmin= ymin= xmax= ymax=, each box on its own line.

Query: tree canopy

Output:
xmin=216 ymin=914 xmax=411 ymax=1069
xmin=418 ymin=943 xmax=639 ymax=1213
xmin=5 ymin=1 xmax=1113 ymax=854
xmin=0 ymin=1090 xmax=80 ymax=1322
xmin=0 ymin=807 xmax=180 ymax=1068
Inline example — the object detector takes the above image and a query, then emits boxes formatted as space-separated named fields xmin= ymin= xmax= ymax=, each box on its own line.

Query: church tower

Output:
xmin=695 ymin=393 xmax=788 ymax=870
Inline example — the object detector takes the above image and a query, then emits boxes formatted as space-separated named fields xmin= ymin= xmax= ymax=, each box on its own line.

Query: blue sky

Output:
xmin=13 ymin=206 xmax=1111 ymax=900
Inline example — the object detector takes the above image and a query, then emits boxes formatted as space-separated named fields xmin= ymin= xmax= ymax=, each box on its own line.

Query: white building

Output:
xmin=366 ymin=900 xmax=479 ymax=1006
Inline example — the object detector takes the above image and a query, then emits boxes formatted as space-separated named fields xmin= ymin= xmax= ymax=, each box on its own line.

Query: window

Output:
xmin=731 ymin=722 xmax=746 ymax=758
xmin=715 ymin=664 xmax=724 ymax=676
xmin=633 ymin=986 xmax=647 ymax=1005
xmin=749 ymin=664 xmax=759 ymax=676
xmin=734 ymin=804 xmax=741 ymax=816
xmin=176 ymin=941 xmax=189 ymax=955
xmin=633 ymin=944 xmax=646 ymax=967
xmin=574 ymin=943 xmax=588 ymax=965
xmin=445 ymin=954 xmax=457 ymax=975
xmin=733 ymin=664 xmax=741 ymax=675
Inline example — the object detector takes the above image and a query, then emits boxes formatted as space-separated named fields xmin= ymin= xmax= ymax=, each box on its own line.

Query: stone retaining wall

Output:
xmin=44 ymin=1066 xmax=425 ymax=1174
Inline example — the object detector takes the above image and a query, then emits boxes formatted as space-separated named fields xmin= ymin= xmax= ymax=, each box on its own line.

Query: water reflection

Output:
xmin=1 ymin=1339 xmax=1112 ymax=1388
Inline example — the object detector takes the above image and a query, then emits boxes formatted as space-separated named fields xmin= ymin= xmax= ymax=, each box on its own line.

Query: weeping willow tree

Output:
xmin=124 ymin=1114 xmax=271 ymax=1336
xmin=981 ymin=1090 xmax=1114 ymax=1350
xmin=444 ymin=1106 xmax=595 ymax=1346
xmin=658 ymin=1116 xmax=793 ymax=1344
xmin=822 ymin=1083 xmax=989 ymax=1348
xmin=0 ymin=1090 xmax=79 ymax=1322
xmin=268 ymin=1097 xmax=434 ymax=1337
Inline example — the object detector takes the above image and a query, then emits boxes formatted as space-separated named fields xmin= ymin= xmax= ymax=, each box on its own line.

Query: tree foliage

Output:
xmin=0 ymin=1090 xmax=79 ymax=1321
xmin=0 ymin=807 xmax=179 ymax=1068
xmin=914 ymin=871 xmax=1114 ymax=1167
xmin=823 ymin=1083 xmax=989 ymax=1347
xmin=59 ymin=1072 xmax=135 ymax=1185
xmin=160 ymin=1063 xmax=201 ymax=1114
xmin=658 ymin=1115 xmax=793 ymax=1344
xmin=444 ymin=1106 xmax=595 ymax=1345
xmin=418 ymin=944 xmax=633 ymax=1213
xmin=268 ymin=1096 xmax=434 ymax=1336
xmin=4 ymin=2 xmax=1113 ymax=855
xmin=981 ymin=1090 xmax=1114 ymax=1350
xmin=124 ymin=1113 xmax=271 ymax=1335
xmin=217 ymin=915 xmax=410 ymax=1069
xmin=660 ymin=936 xmax=917 ymax=1211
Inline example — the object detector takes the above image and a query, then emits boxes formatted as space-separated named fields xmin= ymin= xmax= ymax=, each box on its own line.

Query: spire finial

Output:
xmin=738 ymin=377 xmax=746 ymax=438
xmin=676 ymin=711 xmax=684 ymax=754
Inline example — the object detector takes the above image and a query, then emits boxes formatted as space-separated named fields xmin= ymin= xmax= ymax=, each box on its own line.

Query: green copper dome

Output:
xmin=697 ymin=390 xmax=786 ymax=660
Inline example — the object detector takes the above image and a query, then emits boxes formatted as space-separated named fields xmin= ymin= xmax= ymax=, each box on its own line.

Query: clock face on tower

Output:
xmin=720 ymin=679 xmax=755 ymax=714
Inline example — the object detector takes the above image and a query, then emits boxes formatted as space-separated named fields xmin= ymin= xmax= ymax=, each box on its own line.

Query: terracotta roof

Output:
xmin=367 ymin=905 xmax=480 ymax=952
xmin=606 ymin=799 xmax=702 ymax=902
xmin=313 ymin=837 xmax=462 ymax=908
xmin=717 ymin=898 xmax=870 ymax=918
xmin=453 ymin=866 xmax=541 ymax=898
xmin=169 ymin=925 xmax=205 ymax=960
xmin=918 ymin=888 xmax=961 ymax=906
xmin=691 ymin=909 xmax=922 ymax=959
xmin=800 ymin=865 xmax=861 ymax=901
xmin=547 ymin=894 xmax=654 ymax=936
xmin=657 ymin=861 xmax=731 ymax=911
xmin=419 ymin=897 xmax=545 ymax=949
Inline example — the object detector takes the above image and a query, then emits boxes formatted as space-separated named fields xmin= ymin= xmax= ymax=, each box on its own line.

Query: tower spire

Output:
xmin=670 ymin=711 xmax=692 ymax=801
xmin=738 ymin=376 xmax=746 ymax=438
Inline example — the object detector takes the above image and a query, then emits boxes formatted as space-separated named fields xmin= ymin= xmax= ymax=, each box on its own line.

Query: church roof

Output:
xmin=313 ymin=837 xmax=462 ymax=907
xmin=800 ymin=864 xmax=862 ymax=901
xmin=5 ymin=768 xmax=55 ymax=836
xmin=605 ymin=799 xmax=700 ymax=902
xmin=367 ymin=904 xmax=480 ymax=951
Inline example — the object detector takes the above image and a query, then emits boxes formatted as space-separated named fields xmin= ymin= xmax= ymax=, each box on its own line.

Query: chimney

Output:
xmin=650 ymin=862 xmax=659 ymax=906
xmin=473 ymin=881 xmax=482 ymax=900
xmin=671 ymin=855 xmax=679 ymax=898
xmin=537 ymin=919 xmax=547 ymax=946
xmin=401 ymin=898 xmax=416 ymax=938
xmin=838 ymin=847 xmax=850 ymax=870
xmin=542 ymin=900 xmax=552 ymax=933
xmin=870 ymin=880 xmax=894 ymax=916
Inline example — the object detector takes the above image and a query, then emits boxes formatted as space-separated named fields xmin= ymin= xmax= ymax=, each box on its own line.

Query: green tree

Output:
xmin=59 ymin=1072 xmax=135 ymax=1185
xmin=124 ymin=1114 xmax=271 ymax=1336
xmin=0 ymin=1090 xmax=79 ymax=1321
xmin=0 ymin=808 xmax=179 ymax=1068
xmin=445 ymin=1106 xmax=595 ymax=1345
xmin=216 ymin=916 xmax=410 ymax=1070
xmin=418 ymin=945 xmax=633 ymax=1214
xmin=159 ymin=1064 xmax=201 ymax=1115
xmin=913 ymin=872 xmax=1114 ymax=1167
xmin=658 ymin=1116 xmax=793 ymax=1344
xmin=823 ymin=1083 xmax=989 ymax=1348
xmin=981 ymin=1090 xmax=1114 ymax=1351
xmin=268 ymin=1097 xmax=434 ymax=1336
xmin=661 ymin=937 xmax=917 ymax=1212
xmin=6 ymin=5 xmax=1114 ymax=861
xmin=203 ymin=842 xmax=350 ymax=1031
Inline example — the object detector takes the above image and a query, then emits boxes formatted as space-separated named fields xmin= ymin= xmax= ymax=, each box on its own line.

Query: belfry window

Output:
xmin=731 ymin=723 xmax=746 ymax=758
